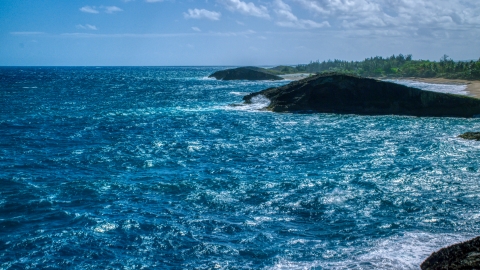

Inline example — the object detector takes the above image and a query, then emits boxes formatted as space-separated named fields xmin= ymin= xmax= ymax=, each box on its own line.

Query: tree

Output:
xmin=440 ymin=54 xmax=449 ymax=62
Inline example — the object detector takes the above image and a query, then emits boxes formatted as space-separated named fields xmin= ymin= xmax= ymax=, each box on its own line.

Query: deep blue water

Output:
xmin=1 ymin=67 xmax=479 ymax=269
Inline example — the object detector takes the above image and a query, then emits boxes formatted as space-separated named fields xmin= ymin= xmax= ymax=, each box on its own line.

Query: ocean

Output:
xmin=1 ymin=67 xmax=479 ymax=269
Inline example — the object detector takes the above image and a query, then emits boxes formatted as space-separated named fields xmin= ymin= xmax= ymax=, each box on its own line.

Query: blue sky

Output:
xmin=1 ymin=0 xmax=479 ymax=66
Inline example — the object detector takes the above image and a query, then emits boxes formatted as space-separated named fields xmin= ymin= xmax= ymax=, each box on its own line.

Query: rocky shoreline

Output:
xmin=421 ymin=236 xmax=480 ymax=269
xmin=243 ymin=73 xmax=480 ymax=117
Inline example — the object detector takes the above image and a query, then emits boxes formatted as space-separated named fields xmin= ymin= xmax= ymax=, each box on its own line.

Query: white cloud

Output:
xmin=291 ymin=0 xmax=480 ymax=37
xmin=10 ymin=32 xmax=45 ymax=35
xmin=276 ymin=19 xmax=330 ymax=29
xmin=275 ymin=0 xmax=329 ymax=29
xmin=295 ymin=0 xmax=380 ymax=16
xmin=218 ymin=0 xmax=270 ymax=19
xmin=76 ymin=24 xmax=98 ymax=30
xmin=104 ymin=6 xmax=123 ymax=14
xmin=79 ymin=5 xmax=123 ymax=14
xmin=59 ymin=30 xmax=256 ymax=38
xmin=192 ymin=27 xmax=201 ymax=32
xmin=209 ymin=29 xmax=256 ymax=37
xmin=294 ymin=0 xmax=329 ymax=15
xmin=184 ymin=9 xmax=221 ymax=21
xmin=80 ymin=6 xmax=99 ymax=14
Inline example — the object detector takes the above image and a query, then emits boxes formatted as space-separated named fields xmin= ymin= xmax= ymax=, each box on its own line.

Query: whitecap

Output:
xmin=226 ymin=95 xmax=271 ymax=111
xmin=72 ymin=150 xmax=84 ymax=155
xmin=94 ymin=222 xmax=118 ymax=233
xmin=269 ymin=232 xmax=473 ymax=270
xmin=229 ymin=91 xmax=251 ymax=96
xmin=353 ymin=232 xmax=472 ymax=269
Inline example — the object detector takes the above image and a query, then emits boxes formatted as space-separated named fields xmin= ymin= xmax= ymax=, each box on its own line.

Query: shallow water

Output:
xmin=1 ymin=67 xmax=479 ymax=269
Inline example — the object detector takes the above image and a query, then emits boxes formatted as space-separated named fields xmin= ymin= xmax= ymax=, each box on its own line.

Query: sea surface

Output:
xmin=1 ymin=67 xmax=479 ymax=269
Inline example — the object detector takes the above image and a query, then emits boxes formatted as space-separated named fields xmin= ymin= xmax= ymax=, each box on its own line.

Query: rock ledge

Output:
xmin=243 ymin=73 xmax=480 ymax=117
xmin=421 ymin=236 xmax=480 ymax=270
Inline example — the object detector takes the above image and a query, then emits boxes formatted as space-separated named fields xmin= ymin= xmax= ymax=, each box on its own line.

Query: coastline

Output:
xmin=281 ymin=73 xmax=480 ymax=98
xmin=387 ymin=77 xmax=480 ymax=99
xmin=248 ymin=73 xmax=480 ymax=117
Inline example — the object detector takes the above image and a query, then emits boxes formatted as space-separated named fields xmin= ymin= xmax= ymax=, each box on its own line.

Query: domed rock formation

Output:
xmin=209 ymin=67 xmax=284 ymax=81
xmin=243 ymin=73 xmax=480 ymax=117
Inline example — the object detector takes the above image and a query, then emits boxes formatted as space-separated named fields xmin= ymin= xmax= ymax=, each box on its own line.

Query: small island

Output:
xmin=210 ymin=54 xmax=480 ymax=97
xmin=243 ymin=73 xmax=480 ymax=117
xmin=208 ymin=66 xmax=284 ymax=81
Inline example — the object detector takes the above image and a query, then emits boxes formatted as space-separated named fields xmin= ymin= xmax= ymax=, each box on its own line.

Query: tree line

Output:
xmin=272 ymin=54 xmax=480 ymax=80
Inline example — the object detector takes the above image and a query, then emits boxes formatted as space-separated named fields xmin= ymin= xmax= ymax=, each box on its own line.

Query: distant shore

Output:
xmin=281 ymin=73 xmax=480 ymax=99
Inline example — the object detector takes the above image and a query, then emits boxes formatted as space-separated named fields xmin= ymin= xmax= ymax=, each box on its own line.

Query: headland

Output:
xmin=243 ymin=73 xmax=480 ymax=117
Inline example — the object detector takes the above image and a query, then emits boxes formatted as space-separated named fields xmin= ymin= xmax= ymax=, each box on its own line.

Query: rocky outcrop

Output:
xmin=421 ymin=236 xmax=480 ymax=269
xmin=459 ymin=132 xmax=480 ymax=141
xmin=209 ymin=67 xmax=283 ymax=81
xmin=243 ymin=73 xmax=480 ymax=117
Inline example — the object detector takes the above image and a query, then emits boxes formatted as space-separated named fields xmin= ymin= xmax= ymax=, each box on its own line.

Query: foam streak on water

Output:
xmin=1 ymin=67 xmax=479 ymax=269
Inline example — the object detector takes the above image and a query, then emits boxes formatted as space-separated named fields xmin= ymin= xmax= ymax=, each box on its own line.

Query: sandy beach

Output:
xmin=279 ymin=73 xmax=313 ymax=81
xmin=401 ymin=77 xmax=480 ymax=99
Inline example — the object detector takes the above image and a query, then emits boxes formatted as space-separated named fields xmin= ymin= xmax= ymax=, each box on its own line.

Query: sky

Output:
xmin=1 ymin=0 xmax=479 ymax=66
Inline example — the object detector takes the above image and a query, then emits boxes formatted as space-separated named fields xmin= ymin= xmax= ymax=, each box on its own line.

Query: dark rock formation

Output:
xmin=459 ymin=132 xmax=480 ymax=141
xmin=209 ymin=67 xmax=283 ymax=81
xmin=243 ymin=73 xmax=480 ymax=117
xmin=421 ymin=236 xmax=480 ymax=269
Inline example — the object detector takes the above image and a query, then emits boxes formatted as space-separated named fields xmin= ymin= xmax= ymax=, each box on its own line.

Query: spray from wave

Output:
xmin=227 ymin=94 xmax=271 ymax=111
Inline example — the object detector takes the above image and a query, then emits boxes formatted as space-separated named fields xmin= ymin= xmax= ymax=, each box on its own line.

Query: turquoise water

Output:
xmin=1 ymin=67 xmax=479 ymax=269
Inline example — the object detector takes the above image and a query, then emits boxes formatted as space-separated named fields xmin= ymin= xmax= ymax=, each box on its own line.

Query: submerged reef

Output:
xmin=209 ymin=67 xmax=284 ymax=81
xmin=243 ymin=73 xmax=480 ymax=117
xmin=421 ymin=236 xmax=480 ymax=269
